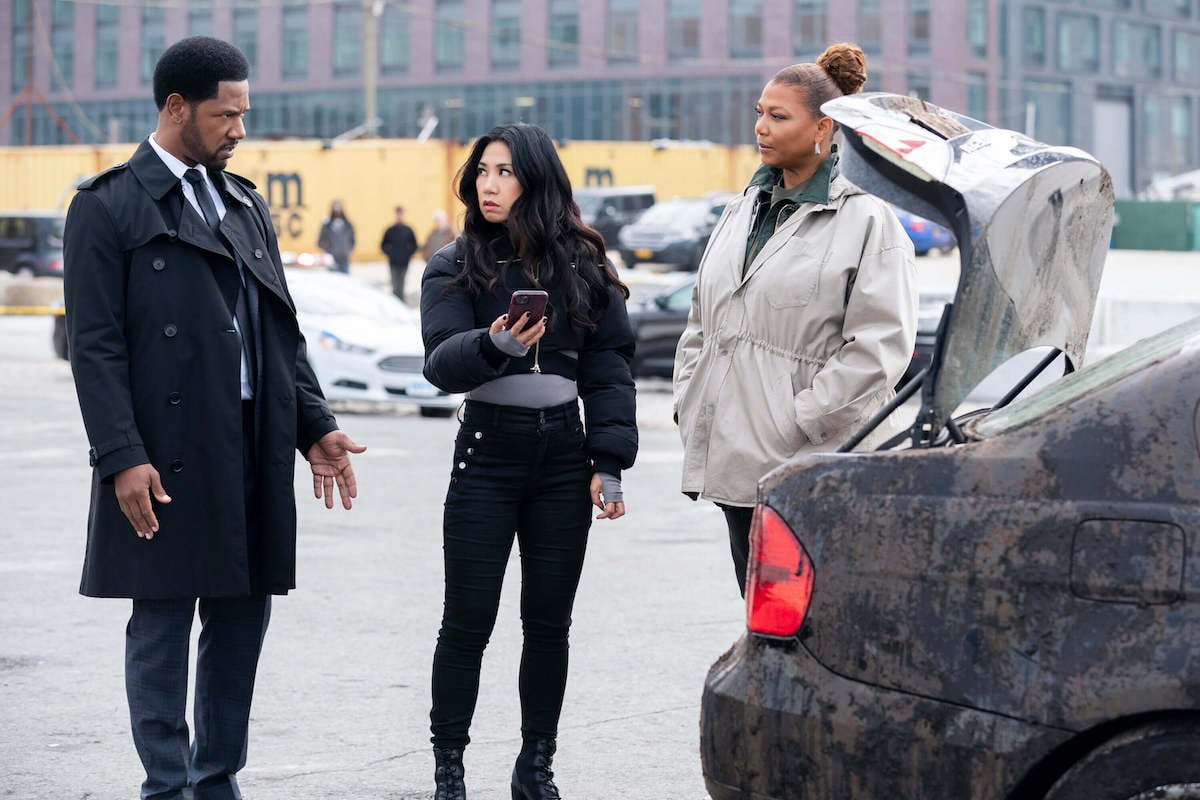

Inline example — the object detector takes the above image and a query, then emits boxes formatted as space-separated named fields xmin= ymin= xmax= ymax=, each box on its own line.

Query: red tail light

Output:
xmin=746 ymin=504 xmax=814 ymax=638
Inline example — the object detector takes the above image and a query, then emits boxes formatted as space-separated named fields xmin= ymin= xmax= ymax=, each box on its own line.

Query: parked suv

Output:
xmin=617 ymin=192 xmax=733 ymax=271
xmin=574 ymin=185 xmax=656 ymax=249
xmin=0 ymin=211 xmax=65 ymax=278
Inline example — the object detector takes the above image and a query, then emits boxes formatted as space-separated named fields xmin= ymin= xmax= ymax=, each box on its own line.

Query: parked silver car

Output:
xmin=284 ymin=267 xmax=460 ymax=416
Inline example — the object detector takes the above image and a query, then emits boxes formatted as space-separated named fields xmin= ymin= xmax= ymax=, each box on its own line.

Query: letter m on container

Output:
xmin=746 ymin=505 xmax=815 ymax=637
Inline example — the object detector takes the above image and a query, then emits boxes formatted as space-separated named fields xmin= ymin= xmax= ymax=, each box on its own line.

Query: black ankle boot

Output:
xmin=511 ymin=738 xmax=561 ymax=800
xmin=433 ymin=746 xmax=466 ymax=800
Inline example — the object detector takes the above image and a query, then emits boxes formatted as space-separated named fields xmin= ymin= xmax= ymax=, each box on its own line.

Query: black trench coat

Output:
xmin=64 ymin=140 xmax=337 ymax=599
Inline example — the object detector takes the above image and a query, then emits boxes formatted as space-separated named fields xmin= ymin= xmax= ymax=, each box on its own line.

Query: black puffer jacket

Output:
xmin=420 ymin=239 xmax=638 ymax=478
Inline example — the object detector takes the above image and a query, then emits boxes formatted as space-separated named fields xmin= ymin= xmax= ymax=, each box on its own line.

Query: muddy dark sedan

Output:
xmin=700 ymin=94 xmax=1200 ymax=800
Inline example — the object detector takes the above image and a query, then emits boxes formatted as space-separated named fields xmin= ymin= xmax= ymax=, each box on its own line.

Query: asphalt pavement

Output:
xmin=3 ymin=247 xmax=1198 ymax=799
xmin=0 ymin=311 xmax=740 ymax=800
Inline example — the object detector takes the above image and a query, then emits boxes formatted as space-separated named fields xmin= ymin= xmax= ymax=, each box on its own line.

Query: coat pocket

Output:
xmin=764 ymin=238 xmax=823 ymax=309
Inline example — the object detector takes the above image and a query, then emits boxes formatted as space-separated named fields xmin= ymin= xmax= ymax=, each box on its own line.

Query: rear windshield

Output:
xmin=971 ymin=316 xmax=1200 ymax=436
xmin=639 ymin=199 xmax=710 ymax=226
xmin=44 ymin=218 xmax=65 ymax=249
xmin=575 ymin=194 xmax=601 ymax=215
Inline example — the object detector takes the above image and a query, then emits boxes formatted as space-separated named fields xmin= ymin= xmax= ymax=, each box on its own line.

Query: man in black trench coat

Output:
xmin=63 ymin=36 xmax=366 ymax=800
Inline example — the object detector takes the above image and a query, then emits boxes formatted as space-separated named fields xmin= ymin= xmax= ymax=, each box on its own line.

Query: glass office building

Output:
xmin=2 ymin=0 xmax=1197 ymax=195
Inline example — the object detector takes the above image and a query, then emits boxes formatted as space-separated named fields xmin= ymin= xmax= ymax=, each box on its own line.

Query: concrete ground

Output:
xmin=1 ymin=247 xmax=1197 ymax=799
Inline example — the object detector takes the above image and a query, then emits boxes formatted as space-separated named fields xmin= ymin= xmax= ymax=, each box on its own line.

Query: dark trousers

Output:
xmin=125 ymin=399 xmax=269 ymax=800
xmin=719 ymin=504 xmax=754 ymax=598
xmin=430 ymin=399 xmax=593 ymax=749
xmin=388 ymin=261 xmax=410 ymax=303
xmin=126 ymin=596 xmax=271 ymax=800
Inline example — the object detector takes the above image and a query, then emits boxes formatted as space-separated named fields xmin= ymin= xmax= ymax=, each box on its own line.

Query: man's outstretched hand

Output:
xmin=307 ymin=430 xmax=367 ymax=509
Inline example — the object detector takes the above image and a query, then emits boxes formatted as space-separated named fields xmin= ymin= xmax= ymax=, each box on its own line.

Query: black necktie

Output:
xmin=183 ymin=168 xmax=258 ymax=393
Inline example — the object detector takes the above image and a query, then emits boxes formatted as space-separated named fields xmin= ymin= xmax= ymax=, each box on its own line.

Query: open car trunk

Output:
xmin=820 ymin=92 xmax=1115 ymax=447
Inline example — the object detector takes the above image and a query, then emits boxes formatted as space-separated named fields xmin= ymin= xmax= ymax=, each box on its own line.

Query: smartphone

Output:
xmin=504 ymin=289 xmax=549 ymax=329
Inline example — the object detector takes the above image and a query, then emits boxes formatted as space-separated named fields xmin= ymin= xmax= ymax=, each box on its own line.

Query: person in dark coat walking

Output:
xmin=420 ymin=123 xmax=637 ymax=800
xmin=318 ymin=200 xmax=356 ymax=273
xmin=381 ymin=204 xmax=419 ymax=302
xmin=63 ymin=36 xmax=366 ymax=800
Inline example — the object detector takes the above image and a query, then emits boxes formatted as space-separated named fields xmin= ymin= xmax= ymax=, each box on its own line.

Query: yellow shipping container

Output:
xmin=0 ymin=138 xmax=761 ymax=261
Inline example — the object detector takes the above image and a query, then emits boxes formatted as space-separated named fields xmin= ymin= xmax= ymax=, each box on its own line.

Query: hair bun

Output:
xmin=817 ymin=42 xmax=867 ymax=96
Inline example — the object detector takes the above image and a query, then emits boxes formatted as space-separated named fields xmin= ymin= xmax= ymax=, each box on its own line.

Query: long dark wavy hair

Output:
xmin=451 ymin=122 xmax=629 ymax=331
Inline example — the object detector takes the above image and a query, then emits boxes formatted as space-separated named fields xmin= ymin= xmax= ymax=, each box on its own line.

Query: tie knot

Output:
xmin=183 ymin=167 xmax=204 ymax=186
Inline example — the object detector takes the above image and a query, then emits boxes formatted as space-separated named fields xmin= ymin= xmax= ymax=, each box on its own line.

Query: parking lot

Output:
xmin=2 ymin=247 xmax=1198 ymax=799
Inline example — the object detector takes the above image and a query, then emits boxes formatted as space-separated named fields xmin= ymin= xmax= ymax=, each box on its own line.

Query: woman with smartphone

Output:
xmin=420 ymin=122 xmax=637 ymax=800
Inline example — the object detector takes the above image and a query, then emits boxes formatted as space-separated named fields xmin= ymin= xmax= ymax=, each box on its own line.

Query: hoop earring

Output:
xmin=814 ymin=140 xmax=821 ymax=155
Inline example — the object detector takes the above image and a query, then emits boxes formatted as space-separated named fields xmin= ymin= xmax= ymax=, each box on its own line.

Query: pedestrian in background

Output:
xmin=318 ymin=199 xmax=356 ymax=272
xmin=420 ymin=122 xmax=637 ymax=800
xmin=421 ymin=207 xmax=457 ymax=264
xmin=62 ymin=35 xmax=366 ymax=800
xmin=381 ymin=204 xmax=419 ymax=302
xmin=673 ymin=42 xmax=917 ymax=596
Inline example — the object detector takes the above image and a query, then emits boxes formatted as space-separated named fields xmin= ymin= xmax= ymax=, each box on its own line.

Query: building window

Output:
xmin=491 ymin=0 xmax=521 ymax=70
xmin=667 ymin=0 xmax=701 ymax=62
xmin=1057 ymin=13 xmax=1099 ymax=73
xmin=1023 ymin=79 xmax=1071 ymax=143
xmin=792 ymin=0 xmax=826 ymax=57
xmin=95 ymin=3 xmax=119 ymax=89
xmin=1081 ymin=0 xmax=1130 ymax=8
xmin=282 ymin=1 xmax=310 ymax=79
xmin=140 ymin=6 xmax=165 ymax=85
xmin=188 ymin=0 xmax=213 ymax=37
xmin=1175 ymin=30 xmax=1200 ymax=84
xmin=907 ymin=70 xmax=931 ymax=100
xmin=966 ymin=72 xmax=987 ymax=121
xmin=1144 ymin=93 xmax=1192 ymax=177
xmin=1023 ymin=7 xmax=1046 ymax=68
xmin=435 ymin=0 xmax=465 ymax=72
xmin=548 ymin=0 xmax=579 ymax=68
xmin=380 ymin=5 xmax=410 ymax=75
xmin=12 ymin=0 xmax=30 ymax=93
xmin=1114 ymin=20 xmax=1161 ymax=79
xmin=909 ymin=0 xmax=931 ymax=55
xmin=51 ymin=1 xmax=75 ymax=91
xmin=608 ymin=0 xmax=638 ymax=63
xmin=1144 ymin=0 xmax=1190 ymax=16
xmin=966 ymin=0 xmax=986 ymax=59
xmin=730 ymin=0 xmax=763 ymax=59
xmin=333 ymin=1 xmax=362 ymax=77
xmin=859 ymin=0 xmax=882 ymax=53
xmin=232 ymin=1 xmax=258 ymax=72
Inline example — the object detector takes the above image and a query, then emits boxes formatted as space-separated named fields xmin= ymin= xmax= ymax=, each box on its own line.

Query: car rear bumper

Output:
xmin=701 ymin=633 xmax=1072 ymax=800
xmin=621 ymin=240 xmax=696 ymax=265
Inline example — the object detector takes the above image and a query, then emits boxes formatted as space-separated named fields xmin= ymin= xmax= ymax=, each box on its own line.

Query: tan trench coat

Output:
xmin=673 ymin=172 xmax=918 ymax=506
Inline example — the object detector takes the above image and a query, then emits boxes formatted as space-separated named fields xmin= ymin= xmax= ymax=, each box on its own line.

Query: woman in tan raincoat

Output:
xmin=673 ymin=42 xmax=918 ymax=596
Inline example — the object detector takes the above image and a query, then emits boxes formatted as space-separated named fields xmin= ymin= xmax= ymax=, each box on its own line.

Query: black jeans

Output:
xmin=430 ymin=399 xmax=593 ymax=749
